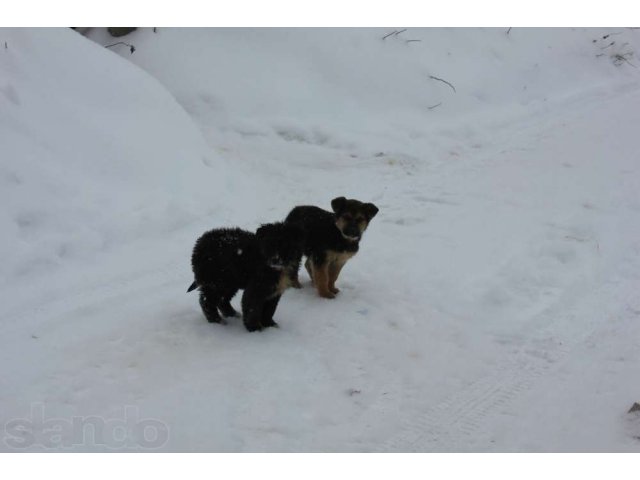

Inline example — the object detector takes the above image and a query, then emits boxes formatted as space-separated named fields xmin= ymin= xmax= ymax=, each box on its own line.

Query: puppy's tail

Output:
xmin=187 ymin=281 xmax=198 ymax=293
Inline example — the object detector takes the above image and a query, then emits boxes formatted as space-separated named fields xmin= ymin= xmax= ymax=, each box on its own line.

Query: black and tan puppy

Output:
xmin=188 ymin=222 xmax=303 ymax=331
xmin=285 ymin=197 xmax=378 ymax=299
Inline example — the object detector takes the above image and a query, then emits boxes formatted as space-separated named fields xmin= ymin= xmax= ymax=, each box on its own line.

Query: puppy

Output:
xmin=285 ymin=197 xmax=378 ymax=298
xmin=188 ymin=222 xmax=303 ymax=331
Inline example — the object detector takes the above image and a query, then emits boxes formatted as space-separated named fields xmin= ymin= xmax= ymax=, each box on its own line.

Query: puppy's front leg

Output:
xmin=241 ymin=285 xmax=264 ymax=332
xmin=261 ymin=295 xmax=281 ymax=328
xmin=242 ymin=304 xmax=263 ymax=332
xmin=328 ymin=261 xmax=345 ymax=295
xmin=313 ymin=262 xmax=335 ymax=299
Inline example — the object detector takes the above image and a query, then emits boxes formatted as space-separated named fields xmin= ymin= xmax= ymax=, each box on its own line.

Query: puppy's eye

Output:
xmin=343 ymin=214 xmax=353 ymax=220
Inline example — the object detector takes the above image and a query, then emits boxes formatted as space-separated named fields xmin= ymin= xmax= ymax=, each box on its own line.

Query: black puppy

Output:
xmin=188 ymin=222 xmax=303 ymax=331
xmin=285 ymin=197 xmax=378 ymax=298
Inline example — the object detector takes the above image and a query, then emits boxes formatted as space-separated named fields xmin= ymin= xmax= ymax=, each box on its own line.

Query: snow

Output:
xmin=1 ymin=27 xmax=640 ymax=451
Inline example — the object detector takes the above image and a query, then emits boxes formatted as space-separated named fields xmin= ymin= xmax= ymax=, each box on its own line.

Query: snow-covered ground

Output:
xmin=1 ymin=27 xmax=640 ymax=452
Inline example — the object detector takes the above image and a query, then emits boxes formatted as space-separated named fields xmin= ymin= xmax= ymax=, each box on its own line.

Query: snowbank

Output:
xmin=0 ymin=28 xmax=228 ymax=288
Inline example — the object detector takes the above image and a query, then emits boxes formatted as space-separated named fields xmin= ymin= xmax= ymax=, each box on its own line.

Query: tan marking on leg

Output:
xmin=325 ymin=250 xmax=356 ymax=295
xmin=328 ymin=260 xmax=345 ymax=294
xmin=313 ymin=262 xmax=335 ymax=299
xmin=304 ymin=258 xmax=314 ymax=283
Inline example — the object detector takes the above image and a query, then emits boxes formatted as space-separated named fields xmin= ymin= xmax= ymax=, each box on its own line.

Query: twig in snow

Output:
xmin=427 ymin=102 xmax=442 ymax=110
xmin=383 ymin=29 xmax=407 ymax=40
xmin=600 ymin=41 xmax=615 ymax=49
xmin=406 ymin=39 xmax=422 ymax=43
xmin=153 ymin=27 xmax=157 ymax=33
xmin=382 ymin=30 xmax=397 ymax=40
xmin=506 ymin=27 xmax=512 ymax=35
xmin=613 ymin=53 xmax=637 ymax=67
xmin=4 ymin=41 xmax=6 ymax=49
xmin=105 ymin=41 xmax=136 ymax=54
xmin=429 ymin=75 xmax=456 ymax=93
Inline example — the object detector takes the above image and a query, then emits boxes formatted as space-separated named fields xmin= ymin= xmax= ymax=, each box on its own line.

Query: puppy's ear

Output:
xmin=363 ymin=203 xmax=379 ymax=220
xmin=331 ymin=196 xmax=347 ymax=214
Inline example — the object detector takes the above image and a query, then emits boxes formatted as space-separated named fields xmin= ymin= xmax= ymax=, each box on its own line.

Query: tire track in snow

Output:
xmin=375 ymin=271 xmax=639 ymax=452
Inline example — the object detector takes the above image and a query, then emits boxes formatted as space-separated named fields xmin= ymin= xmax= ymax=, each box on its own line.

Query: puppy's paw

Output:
xmin=206 ymin=313 xmax=226 ymax=324
xmin=220 ymin=305 xmax=239 ymax=318
xmin=262 ymin=319 xmax=280 ymax=329
xmin=319 ymin=291 xmax=336 ymax=299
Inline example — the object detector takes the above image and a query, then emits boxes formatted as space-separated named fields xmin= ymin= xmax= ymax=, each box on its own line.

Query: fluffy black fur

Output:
xmin=188 ymin=222 xmax=304 ymax=332
xmin=285 ymin=197 xmax=378 ymax=298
